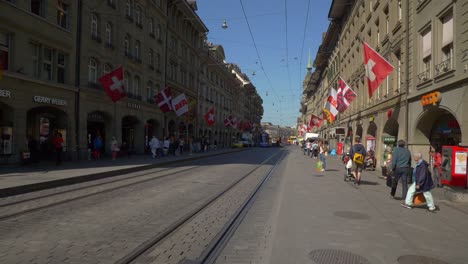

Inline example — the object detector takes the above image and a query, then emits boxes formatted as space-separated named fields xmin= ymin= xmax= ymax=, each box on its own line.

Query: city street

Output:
xmin=1 ymin=145 xmax=467 ymax=264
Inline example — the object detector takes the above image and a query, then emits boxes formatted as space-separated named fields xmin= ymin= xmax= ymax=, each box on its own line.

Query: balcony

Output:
xmin=417 ymin=69 xmax=431 ymax=84
xmin=434 ymin=58 xmax=453 ymax=77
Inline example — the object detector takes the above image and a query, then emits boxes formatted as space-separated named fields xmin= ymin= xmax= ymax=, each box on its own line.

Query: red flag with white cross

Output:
xmin=98 ymin=66 xmax=126 ymax=102
xmin=309 ymin=114 xmax=323 ymax=128
xmin=204 ymin=107 xmax=215 ymax=126
xmin=155 ymin=87 xmax=173 ymax=113
xmin=363 ymin=41 xmax=394 ymax=98
xmin=224 ymin=115 xmax=234 ymax=127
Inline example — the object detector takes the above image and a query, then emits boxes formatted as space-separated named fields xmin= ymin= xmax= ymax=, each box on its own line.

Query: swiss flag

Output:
xmin=309 ymin=114 xmax=323 ymax=128
xmin=204 ymin=107 xmax=215 ymax=126
xmin=363 ymin=42 xmax=394 ymax=98
xmin=155 ymin=87 xmax=173 ymax=113
xmin=98 ymin=67 xmax=126 ymax=102
xmin=224 ymin=115 xmax=234 ymax=127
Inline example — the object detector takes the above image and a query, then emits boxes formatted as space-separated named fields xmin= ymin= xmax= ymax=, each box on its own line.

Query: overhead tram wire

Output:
xmin=239 ymin=0 xmax=281 ymax=103
xmin=284 ymin=0 xmax=293 ymax=97
xmin=298 ymin=0 xmax=311 ymax=88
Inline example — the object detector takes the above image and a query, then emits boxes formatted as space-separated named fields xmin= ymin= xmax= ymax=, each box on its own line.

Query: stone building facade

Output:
xmin=302 ymin=0 xmax=468 ymax=172
xmin=0 ymin=0 xmax=263 ymax=163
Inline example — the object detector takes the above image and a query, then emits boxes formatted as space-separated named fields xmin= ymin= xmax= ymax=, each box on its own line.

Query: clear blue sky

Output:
xmin=197 ymin=0 xmax=332 ymax=127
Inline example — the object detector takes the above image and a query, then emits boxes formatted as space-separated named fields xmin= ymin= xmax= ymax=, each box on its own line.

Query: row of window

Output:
xmin=5 ymin=0 xmax=71 ymax=30
xmin=87 ymin=58 xmax=160 ymax=101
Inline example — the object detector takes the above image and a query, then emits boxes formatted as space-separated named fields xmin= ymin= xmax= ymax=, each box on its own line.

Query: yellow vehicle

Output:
xmin=288 ymin=136 xmax=297 ymax=144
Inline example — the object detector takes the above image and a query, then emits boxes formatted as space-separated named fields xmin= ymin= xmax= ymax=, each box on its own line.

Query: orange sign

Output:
xmin=421 ymin=91 xmax=441 ymax=106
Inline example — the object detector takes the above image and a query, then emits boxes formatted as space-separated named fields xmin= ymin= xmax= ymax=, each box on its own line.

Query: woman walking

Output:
xmin=319 ymin=140 xmax=327 ymax=171
xmin=52 ymin=132 xmax=64 ymax=165
xmin=110 ymin=136 xmax=119 ymax=161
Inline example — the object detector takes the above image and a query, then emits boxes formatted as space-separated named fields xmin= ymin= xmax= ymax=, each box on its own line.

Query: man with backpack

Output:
xmin=349 ymin=137 xmax=367 ymax=185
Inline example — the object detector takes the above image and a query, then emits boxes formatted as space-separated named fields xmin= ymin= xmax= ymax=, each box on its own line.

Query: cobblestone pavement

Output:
xmin=218 ymin=145 xmax=468 ymax=264
xmin=0 ymin=148 xmax=280 ymax=264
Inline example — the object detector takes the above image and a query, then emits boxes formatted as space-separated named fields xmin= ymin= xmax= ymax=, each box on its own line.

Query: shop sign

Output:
xmin=127 ymin=102 xmax=141 ymax=109
xmin=0 ymin=89 xmax=11 ymax=98
xmin=88 ymin=113 xmax=105 ymax=122
xmin=382 ymin=136 xmax=396 ymax=144
xmin=33 ymin=96 xmax=67 ymax=106
xmin=421 ymin=91 xmax=441 ymax=106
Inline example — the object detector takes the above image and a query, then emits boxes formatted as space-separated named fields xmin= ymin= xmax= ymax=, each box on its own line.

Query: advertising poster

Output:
xmin=454 ymin=151 xmax=467 ymax=175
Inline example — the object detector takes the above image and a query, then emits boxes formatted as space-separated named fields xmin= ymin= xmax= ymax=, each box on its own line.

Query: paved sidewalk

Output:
xmin=0 ymin=147 xmax=243 ymax=197
xmin=220 ymin=146 xmax=468 ymax=264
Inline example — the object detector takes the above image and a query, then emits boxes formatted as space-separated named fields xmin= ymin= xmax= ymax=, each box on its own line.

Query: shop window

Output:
xmin=0 ymin=32 xmax=9 ymax=73
xmin=43 ymin=48 xmax=53 ymax=81
xmin=57 ymin=0 xmax=69 ymax=29
xmin=57 ymin=53 xmax=65 ymax=84
xmin=88 ymin=58 xmax=98 ymax=83
xmin=31 ymin=0 xmax=44 ymax=17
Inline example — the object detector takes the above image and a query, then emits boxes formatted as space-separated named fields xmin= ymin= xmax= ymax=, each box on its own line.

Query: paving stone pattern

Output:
xmin=0 ymin=149 xmax=279 ymax=264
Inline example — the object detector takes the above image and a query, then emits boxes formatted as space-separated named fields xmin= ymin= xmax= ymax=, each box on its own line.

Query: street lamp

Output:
xmin=222 ymin=19 xmax=228 ymax=29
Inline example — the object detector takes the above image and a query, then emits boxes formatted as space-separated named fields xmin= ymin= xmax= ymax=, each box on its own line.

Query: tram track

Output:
xmin=116 ymin=149 xmax=286 ymax=264
xmin=0 ymin=165 xmax=201 ymax=221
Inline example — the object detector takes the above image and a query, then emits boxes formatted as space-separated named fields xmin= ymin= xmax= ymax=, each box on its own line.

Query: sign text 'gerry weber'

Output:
xmin=0 ymin=89 xmax=11 ymax=98
xmin=33 ymin=96 xmax=67 ymax=106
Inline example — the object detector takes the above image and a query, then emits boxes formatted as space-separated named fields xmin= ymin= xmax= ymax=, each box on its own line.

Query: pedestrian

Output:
xmin=306 ymin=140 xmax=312 ymax=157
xmin=312 ymin=140 xmax=319 ymax=159
xmin=149 ymin=136 xmax=159 ymax=158
xmin=213 ymin=140 xmax=217 ymax=150
xmin=52 ymin=132 xmax=64 ymax=165
xmin=93 ymin=135 xmax=103 ymax=160
xmin=27 ymin=135 xmax=39 ymax=163
xmin=430 ymin=147 xmax=443 ymax=187
xmin=302 ymin=140 xmax=306 ymax=155
xmin=318 ymin=140 xmax=327 ymax=171
xmin=87 ymin=133 xmax=93 ymax=160
xmin=382 ymin=146 xmax=393 ymax=179
xmin=349 ymin=137 xmax=367 ymax=185
xmin=163 ymin=137 xmax=170 ymax=156
xmin=110 ymin=136 xmax=119 ymax=161
xmin=401 ymin=153 xmax=436 ymax=212
xmin=390 ymin=139 xmax=412 ymax=199
xmin=179 ymin=138 xmax=185 ymax=155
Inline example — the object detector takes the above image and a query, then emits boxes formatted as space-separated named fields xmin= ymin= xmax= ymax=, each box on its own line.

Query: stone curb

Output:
xmin=0 ymin=149 xmax=245 ymax=198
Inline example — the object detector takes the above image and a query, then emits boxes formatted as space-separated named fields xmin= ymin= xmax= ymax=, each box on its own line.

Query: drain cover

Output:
xmin=333 ymin=211 xmax=370 ymax=220
xmin=308 ymin=249 xmax=370 ymax=264
xmin=397 ymin=255 xmax=450 ymax=264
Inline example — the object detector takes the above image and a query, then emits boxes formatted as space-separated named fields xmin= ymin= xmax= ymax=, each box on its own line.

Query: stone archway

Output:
xmin=122 ymin=115 xmax=140 ymax=153
xmin=27 ymin=106 xmax=68 ymax=159
xmin=414 ymin=107 xmax=461 ymax=148
xmin=366 ymin=122 xmax=377 ymax=151
xmin=87 ymin=111 xmax=112 ymax=155
xmin=0 ymin=102 xmax=14 ymax=157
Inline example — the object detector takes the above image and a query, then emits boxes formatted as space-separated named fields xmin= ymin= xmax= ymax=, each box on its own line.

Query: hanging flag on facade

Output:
xmin=363 ymin=41 xmax=394 ymax=98
xmin=323 ymin=88 xmax=339 ymax=123
xmin=155 ymin=87 xmax=173 ymax=113
xmin=204 ymin=107 xmax=215 ymax=126
xmin=309 ymin=114 xmax=323 ymax=128
xmin=171 ymin=93 xmax=189 ymax=116
xmin=224 ymin=115 xmax=234 ymax=127
xmin=98 ymin=66 xmax=126 ymax=102
xmin=337 ymin=77 xmax=357 ymax=112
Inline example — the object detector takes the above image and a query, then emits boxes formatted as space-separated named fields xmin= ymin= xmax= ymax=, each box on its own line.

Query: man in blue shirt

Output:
xmin=390 ymin=139 xmax=412 ymax=199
